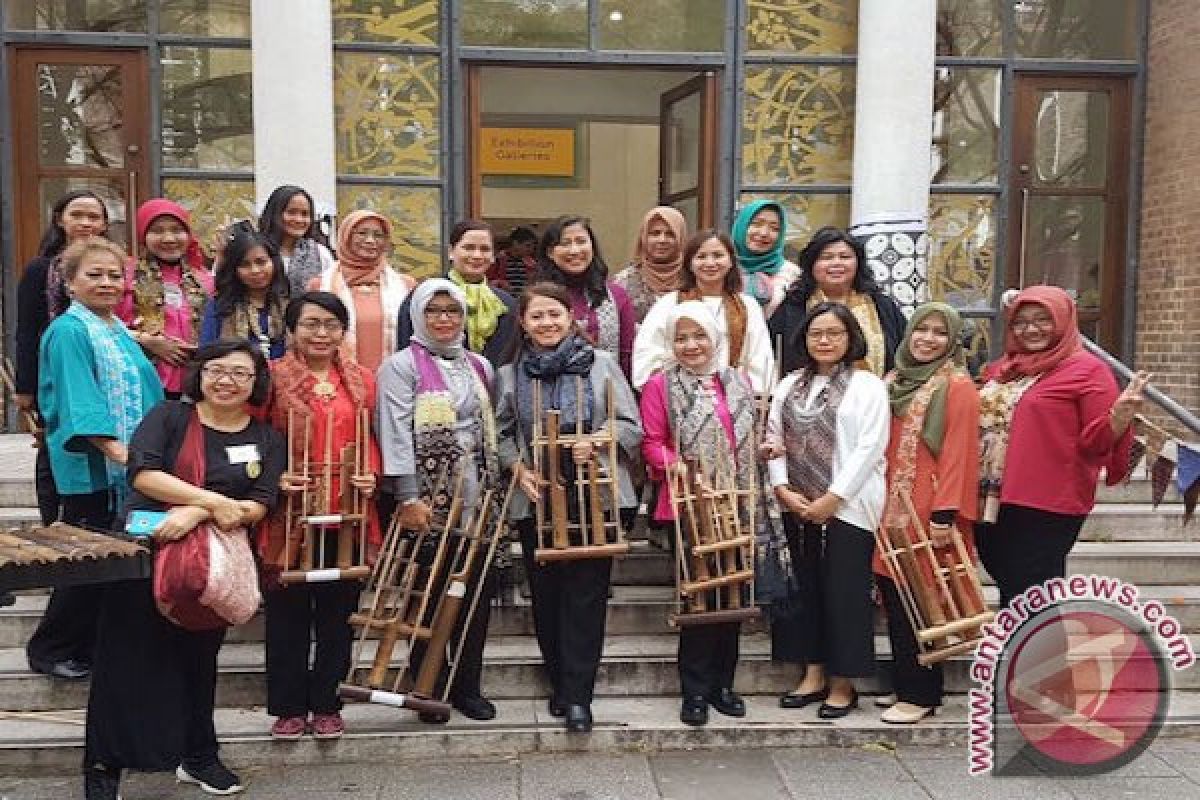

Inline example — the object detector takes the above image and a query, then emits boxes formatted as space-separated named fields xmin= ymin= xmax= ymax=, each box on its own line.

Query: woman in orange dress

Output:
xmin=872 ymin=302 xmax=980 ymax=724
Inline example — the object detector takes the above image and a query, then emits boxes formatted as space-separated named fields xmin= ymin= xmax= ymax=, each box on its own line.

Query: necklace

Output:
xmin=311 ymin=370 xmax=336 ymax=400
xmin=245 ymin=302 xmax=273 ymax=359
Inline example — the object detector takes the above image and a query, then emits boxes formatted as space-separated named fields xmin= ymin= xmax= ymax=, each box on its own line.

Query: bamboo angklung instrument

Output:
xmin=280 ymin=408 xmax=371 ymax=585
xmin=533 ymin=377 xmax=629 ymax=562
xmin=874 ymin=489 xmax=993 ymax=665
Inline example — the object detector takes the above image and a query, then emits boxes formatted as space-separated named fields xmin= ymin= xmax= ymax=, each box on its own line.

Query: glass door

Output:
xmin=659 ymin=73 xmax=718 ymax=229
xmin=1009 ymin=74 xmax=1132 ymax=352
xmin=10 ymin=47 xmax=150 ymax=269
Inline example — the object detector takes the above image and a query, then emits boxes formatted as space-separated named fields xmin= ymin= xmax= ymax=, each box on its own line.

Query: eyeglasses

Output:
xmin=201 ymin=365 xmax=256 ymax=385
xmin=1011 ymin=316 xmax=1054 ymax=332
xmin=296 ymin=319 xmax=344 ymax=333
xmin=424 ymin=305 xmax=464 ymax=320
xmin=806 ymin=328 xmax=848 ymax=341
xmin=351 ymin=228 xmax=387 ymax=241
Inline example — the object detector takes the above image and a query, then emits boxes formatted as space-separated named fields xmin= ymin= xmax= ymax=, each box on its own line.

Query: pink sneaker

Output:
xmin=311 ymin=712 xmax=345 ymax=739
xmin=270 ymin=715 xmax=307 ymax=740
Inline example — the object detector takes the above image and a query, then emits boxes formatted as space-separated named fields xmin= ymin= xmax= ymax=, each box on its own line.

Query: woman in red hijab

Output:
xmin=975 ymin=286 xmax=1147 ymax=608
xmin=117 ymin=198 xmax=214 ymax=397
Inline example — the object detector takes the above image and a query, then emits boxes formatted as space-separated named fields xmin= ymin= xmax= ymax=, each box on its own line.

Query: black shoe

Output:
xmin=84 ymin=766 xmax=120 ymax=800
xmin=680 ymin=696 xmax=709 ymax=726
xmin=708 ymin=688 xmax=746 ymax=718
xmin=547 ymin=695 xmax=566 ymax=718
xmin=418 ymin=710 xmax=451 ymax=724
xmin=452 ymin=694 xmax=497 ymax=721
xmin=176 ymin=760 xmax=244 ymax=795
xmin=30 ymin=657 xmax=90 ymax=680
xmin=817 ymin=691 xmax=860 ymax=720
xmin=564 ymin=704 xmax=593 ymax=733
xmin=779 ymin=686 xmax=828 ymax=709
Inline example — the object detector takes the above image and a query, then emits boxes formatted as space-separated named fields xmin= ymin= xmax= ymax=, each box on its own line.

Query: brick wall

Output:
xmin=1137 ymin=0 xmax=1200 ymax=434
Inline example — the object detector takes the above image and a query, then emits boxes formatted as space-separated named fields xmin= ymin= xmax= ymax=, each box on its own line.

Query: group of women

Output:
xmin=15 ymin=188 xmax=1146 ymax=800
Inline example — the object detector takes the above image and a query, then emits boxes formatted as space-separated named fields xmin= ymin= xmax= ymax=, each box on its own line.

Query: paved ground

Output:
xmin=5 ymin=740 xmax=1200 ymax=800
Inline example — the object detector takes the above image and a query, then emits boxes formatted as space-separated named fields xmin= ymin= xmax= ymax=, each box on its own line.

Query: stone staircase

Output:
xmin=0 ymin=432 xmax=1195 ymax=773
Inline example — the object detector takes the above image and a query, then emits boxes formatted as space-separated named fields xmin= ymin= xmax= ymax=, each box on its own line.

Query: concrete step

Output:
xmin=3 ymin=691 xmax=1200 ymax=775
xmin=3 ymin=628 xmax=1197 ymax=712
xmin=1080 ymin=504 xmax=1193 ymax=541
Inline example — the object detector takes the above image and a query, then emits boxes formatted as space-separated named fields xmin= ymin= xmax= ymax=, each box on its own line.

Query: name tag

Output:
xmin=163 ymin=284 xmax=184 ymax=308
xmin=226 ymin=444 xmax=260 ymax=464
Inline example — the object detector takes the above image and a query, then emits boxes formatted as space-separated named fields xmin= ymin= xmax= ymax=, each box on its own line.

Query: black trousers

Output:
xmin=35 ymin=444 xmax=61 ymax=526
xmin=517 ymin=519 xmax=612 ymax=706
xmin=877 ymin=576 xmax=943 ymax=707
xmin=770 ymin=515 xmax=876 ymax=678
xmin=975 ymin=503 xmax=1086 ymax=609
xmin=406 ymin=561 xmax=498 ymax=702
xmin=678 ymin=621 xmax=740 ymax=699
xmin=85 ymin=578 xmax=225 ymax=773
xmin=265 ymin=579 xmax=361 ymax=717
xmin=27 ymin=490 xmax=111 ymax=669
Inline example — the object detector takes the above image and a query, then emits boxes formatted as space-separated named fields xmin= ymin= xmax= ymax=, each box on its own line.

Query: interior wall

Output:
xmin=479 ymin=67 xmax=699 ymax=261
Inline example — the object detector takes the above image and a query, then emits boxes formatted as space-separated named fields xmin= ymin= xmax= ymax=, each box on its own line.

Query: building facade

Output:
xmin=3 ymin=0 xmax=1183 ymax=407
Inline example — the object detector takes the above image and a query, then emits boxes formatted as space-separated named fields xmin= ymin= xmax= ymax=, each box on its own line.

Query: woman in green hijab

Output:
xmin=731 ymin=200 xmax=800 ymax=318
xmin=872 ymin=302 xmax=981 ymax=724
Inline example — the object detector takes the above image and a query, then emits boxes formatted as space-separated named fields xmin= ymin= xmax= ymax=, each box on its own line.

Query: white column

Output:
xmin=849 ymin=0 xmax=937 ymax=314
xmin=251 ymin=0 xmax=337 ymax=218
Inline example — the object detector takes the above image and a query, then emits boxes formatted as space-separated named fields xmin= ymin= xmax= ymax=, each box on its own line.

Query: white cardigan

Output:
xmin=632 ymin=291 xmax=776 ymax=393
xmin=767 ymin=369 xmax=890 ymax=533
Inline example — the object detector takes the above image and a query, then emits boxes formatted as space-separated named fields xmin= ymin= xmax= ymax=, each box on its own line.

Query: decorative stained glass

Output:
xmin=335 ymin=53 xmax=440 ymax=178
xmin=927 ymin=194 xmax=996 ymax=311
xmin=162 ymin=178 xmax=256 ymax=261
xmin=746 ymin=0 xmax=857 ymax=55
xmin=738 ymin=192 xmax=851 ymax=254
xmin=159 ymin=0 xmax=251 ymax=37
xmin=742 ymin=66 xmax=855 ymax=186
xmin=932 ymin=68 xmax=1001 ymax=185
xmin=332 ymin=0 xmax=439 ymax=45
xmin=337 ymin=184 xmax=442 ymax=279
xmin=161 ymin=47 xmax=254 ymax=171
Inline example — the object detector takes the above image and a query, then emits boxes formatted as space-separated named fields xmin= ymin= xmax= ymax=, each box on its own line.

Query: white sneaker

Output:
xmin=873 ymin=693 xmax=898 ymax=709
xmin=881 ymin=701 xmax=936 ymax=724
xmin=176 ymin=762 xmax=245 ymax=795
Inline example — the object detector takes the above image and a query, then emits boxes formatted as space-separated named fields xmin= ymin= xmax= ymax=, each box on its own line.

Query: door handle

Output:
xmin=1017 ymin=187 xmax=1030 ymax=290
xmin=127 ymin=170 xmax=139 ymax=261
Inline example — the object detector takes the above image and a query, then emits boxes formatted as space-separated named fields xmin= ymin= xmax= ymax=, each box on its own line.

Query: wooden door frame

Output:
xmin=9 ymin=45 xmax=150 ymax=271
xmin=463 ymin=63 xmax=721 ymax=226
xmin=658 ymin=72 xmax=719 ymax=228
xmin=1007 ymin=73 xmax=1132 ymax=351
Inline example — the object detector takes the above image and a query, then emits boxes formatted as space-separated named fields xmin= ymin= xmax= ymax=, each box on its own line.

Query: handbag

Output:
xmin=153 ymin=406 xmax=262 ymax=631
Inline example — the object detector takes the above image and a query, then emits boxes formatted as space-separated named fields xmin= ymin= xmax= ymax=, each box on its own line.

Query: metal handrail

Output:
xmin=1082 ymin=337 xmax=1200 ymax=438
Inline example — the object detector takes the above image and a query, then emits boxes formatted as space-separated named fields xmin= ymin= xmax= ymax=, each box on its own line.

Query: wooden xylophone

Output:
xmin=0 ymin=523 xmax=151 ymax=592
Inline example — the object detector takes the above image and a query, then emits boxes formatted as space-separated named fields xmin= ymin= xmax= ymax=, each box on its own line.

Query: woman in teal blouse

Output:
xmin=26 ymin=238 xmax=164 ymax=683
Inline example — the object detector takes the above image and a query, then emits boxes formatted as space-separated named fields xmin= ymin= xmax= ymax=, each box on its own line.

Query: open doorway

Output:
xmin=466 ymin=65 xmax=718 ymax=264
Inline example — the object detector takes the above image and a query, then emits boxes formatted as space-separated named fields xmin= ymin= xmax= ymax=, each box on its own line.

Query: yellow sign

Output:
xmin=479 ymin=127 xmax=575 ymax=177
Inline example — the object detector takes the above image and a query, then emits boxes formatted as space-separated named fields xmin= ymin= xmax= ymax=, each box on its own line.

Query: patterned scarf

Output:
xmin=316 ymin=263 xmax=410 ymax=366
xmin=65 ymin=302 xmax=146 ymax=505
xmin=45 ymin=255 xmax=70 ymax=320
xmin=888 ymin=303 xmax=965 ymax=457
xmin=810 ymin=289 xmax=886 ymax=377
xmin=516 ymin=334 xmax=595 ymax=445
xmin=131 ymin=257 xmax=209 ymax=338
xmin=977 ymin=374 xmax=1039 ymax=524
xmin=567 ymin=285 xmax=621 ymax=355
xmin=448 ymin=269 xmax=508 ymax=354
xmin=410 ymin=342 xmax=496 ymax=512
xmin=883 ymin=361 xmax=954 ymax=533
xmin=286 ymin=238 xmax=325 ymax=297
xmin=781 ymin=365 xmax=851 ymax=500
xmin=218 ymin=298 xmax=287 ymax=359
xmin=666 ymin=365 xmax=757 ymax=499
xmin=679 ymin=289 xmax=749 ymax=368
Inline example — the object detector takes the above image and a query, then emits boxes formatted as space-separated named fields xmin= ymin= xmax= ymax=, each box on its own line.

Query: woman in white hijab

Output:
xmin=639 ymin=301 xmax=759 ymax=727
xmin=375 ymin=278 xmax=500 ymax=724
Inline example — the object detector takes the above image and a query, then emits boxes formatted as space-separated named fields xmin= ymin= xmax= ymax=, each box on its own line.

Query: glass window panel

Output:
xmin=932 ymin=68 xmax=1001 ymax=184
xmin=37 ymin=178 xmax=131 ymax=254
xmin=36 ymin=64 xmax=126 ymax=169
xmin=6 ymin=1 xmax=147 ymax=32
xmin=337 ymin=184 xmax=442 ymax=280
xmin=161 ymin=47 xmax=254 ymax=171
xmin=1033 ymin=90 xmax=1109 ymax=188
xmin=961 ymin=317 xmax=994 ymax=375
xmin=461 ymin=0 xmax=588 ymax=48
xmin=335 ymin=53 xmax=440 ymax=178
xmin=159 ymin=0 xmax=251 ymax=37
xmin=928 ymin=193 xmax=996 ymax=310
xmin=742 ymin=66 xmax=855 ymax=186
xmin=162 ymin=178 xmax=257 ymax=262
xmin=746 ymin=0 xmax=857 ymax=55
xmin=665 ymin=90 xmax=701 ymax=194
xmin=1014 ymin=0 xmax=1137 ymax=59
xmin=739 ymin=192 xmax=851 ymax=255
xmin=332 ymin=0 xmax=439 ymax=45
xmin=1025 ymin=195 xmax=1105 ymax=309
xmin=936 ymin=0 xmax=1002 ymax=57
xmin=598 ymin=0 xmax=725 ymax=51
